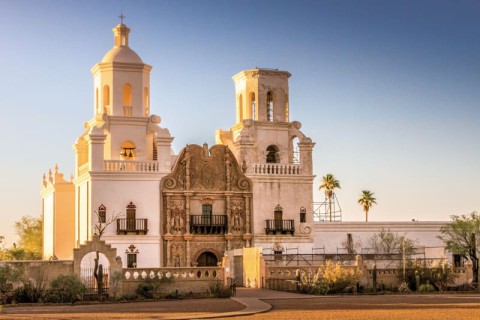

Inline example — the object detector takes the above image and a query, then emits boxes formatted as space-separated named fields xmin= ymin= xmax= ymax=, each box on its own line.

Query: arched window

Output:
xmin=238 ymin=94 xmax=243 ymax=121
xmin=250 ymin=92 xmax=256 ymax=120
xmin=103 ymin=85 xmax=110 ymax=113
xmin=285 ymin=93 xmax=289 ymax=122
xmin=300 ymin=207 xmax=306 ymax=223
xmin=267 ymin=91 xmax=273 ymax=121
xmin=291 ymin=137 xmax=300 ymax=164
xmin=266 ymin=145 xmax=279 ymax=163
xmin=152 ymin=141 xmax=157 ymax=161
xmin=95 ymin=88 xmax=99 ymax=113
xmin=121 ymin=141 xmax=136 ymax=160
xmin=102 ymin=85 xmax=110 ymax=114
xmin=144 ymin=87 xmax=149 ymax=115
xmin=98 ymin=205 xmax=106 ymax=223
xmin=123 ymin=84 xmax=132 ymax=106
xmin=197 ymin=251 xmax=218 ymax=267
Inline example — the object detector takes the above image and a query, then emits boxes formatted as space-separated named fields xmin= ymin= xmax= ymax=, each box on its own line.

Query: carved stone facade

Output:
xmin=161 ymin=144 xmax=253 ymax=267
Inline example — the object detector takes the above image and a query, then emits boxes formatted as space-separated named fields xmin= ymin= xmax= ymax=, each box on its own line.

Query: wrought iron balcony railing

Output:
xmin=190 ymin=215 xmax=227 ymax=235
xmin=265 ymin=219 xmax=295 ymax=235
xmin=117 ymin=218 xmax=148 ymax=235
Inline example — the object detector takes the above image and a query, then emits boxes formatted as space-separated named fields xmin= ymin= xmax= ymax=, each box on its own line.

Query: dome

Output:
xmin=101 ymin=46 xmax=143 ymax=64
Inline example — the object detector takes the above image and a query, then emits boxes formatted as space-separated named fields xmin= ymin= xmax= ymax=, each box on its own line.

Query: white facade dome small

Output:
xmin=102 ymin=46 xmax=143 ymax=64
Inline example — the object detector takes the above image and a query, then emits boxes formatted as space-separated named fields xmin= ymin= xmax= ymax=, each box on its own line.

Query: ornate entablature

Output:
xmin=160 ymin=144 xmax=253 ymax=267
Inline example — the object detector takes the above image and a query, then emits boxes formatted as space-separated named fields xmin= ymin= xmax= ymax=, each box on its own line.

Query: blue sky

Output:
xmin=0 ymin=0 xmax=479 ymax=244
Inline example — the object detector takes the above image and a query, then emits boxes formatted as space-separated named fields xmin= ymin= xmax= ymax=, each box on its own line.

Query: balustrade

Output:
xmin=252 ymin=163 xmax=301 ymax=175
xmin=104 ymin=160 xmax=160 ymax=173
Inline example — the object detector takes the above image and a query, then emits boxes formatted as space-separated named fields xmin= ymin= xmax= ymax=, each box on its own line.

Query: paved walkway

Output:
xmin=162 ymin=288 xmax=318 ymax=319
xmin=0 ymin=289 xmax=310 ymax=320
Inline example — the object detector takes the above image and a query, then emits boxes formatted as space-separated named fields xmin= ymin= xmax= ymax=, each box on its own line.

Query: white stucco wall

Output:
xmin=90 ymin=177 xmax=163 ymax=267
xmin=42 ymin=194 xmax=54 ymax=259
xmin=313 ymin=221 xmax=447 ymax=258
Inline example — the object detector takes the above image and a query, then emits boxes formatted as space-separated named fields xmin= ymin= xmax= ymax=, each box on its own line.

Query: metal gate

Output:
xmin=80 ymin=266 xmax=110 ymax=298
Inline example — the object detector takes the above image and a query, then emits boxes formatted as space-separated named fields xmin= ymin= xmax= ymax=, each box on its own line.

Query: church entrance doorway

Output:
xmin=197 ymin=251 xmax=218 ymax=266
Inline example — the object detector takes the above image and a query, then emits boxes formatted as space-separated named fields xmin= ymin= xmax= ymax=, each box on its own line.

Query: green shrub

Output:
xmin=418 ymin=282 xmax=435 ymax=293
xmin=402 ymin=261 xmax=456 ymax=292
xmin=119 ymin=293 xmax=138 ymax=301
xmin=208 ymin=281 xmax=231 ymax=298
xmin=46 ymin=275 xmax=85 ymax=303
xmin=12 ymin=281 xmax=43 ymax=303
xmin=166 ymin=289 xmax=181 ymax=299
xmin=136 ymin=282 xmax=154 ymax=299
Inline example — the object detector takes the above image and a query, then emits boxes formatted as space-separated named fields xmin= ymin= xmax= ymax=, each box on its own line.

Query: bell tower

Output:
xmin=232 ymin=69 xmax=291 ymax=124
xmin=216 ymin=68 xmax=316 ymax=253
xmin=71 ymin=20 xmax=174 ymax=267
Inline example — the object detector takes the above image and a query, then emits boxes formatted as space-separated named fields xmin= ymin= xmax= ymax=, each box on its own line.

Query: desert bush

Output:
xmin=119 ymin=293 xmax=138 ymax=301
xmin=45 ymin=275 xmax=85 ymax=303
xmin=402 ymin=260 xmax=456 ymax=292
xmin=209 ymin=281 xmax=231 ymax=298
xmin=166 ymin=289 xmax=181 ymax=299
xmin=322 ymin=261 xmax=360 ymax=293
xmin=12 ymin=281 xmax=44 ymax=303
xmin=0 ymin=264 xmax=24 ymax=304
xmin=447 ymin=283 xmax=476 ymax=291
xmin=136 ymin=282 xmax=154 ymax=299
xmin=418 ymin=282 xmax=435 ymax=293
xmin=298 ymin=260 xmax=360 ymax=294
xmin=136 ymin=276 xmax=173 ymax=299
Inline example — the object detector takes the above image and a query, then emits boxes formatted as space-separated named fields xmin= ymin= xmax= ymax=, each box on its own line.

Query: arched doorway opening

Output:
xmin=197 ymin=251 xmax=218 ymax=267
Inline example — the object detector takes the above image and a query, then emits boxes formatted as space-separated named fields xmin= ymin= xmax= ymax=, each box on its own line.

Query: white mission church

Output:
xmin=41 ymin=22 xmax=448 ymax=269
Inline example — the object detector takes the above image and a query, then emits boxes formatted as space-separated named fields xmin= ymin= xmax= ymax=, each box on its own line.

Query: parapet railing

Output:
xmin=252 ymin=163 xmax=301 ymax=175
xmin=122 ymin=267 xmax=224 ymax=282
xmin=104 ymin=160 xmax=160 ymax=173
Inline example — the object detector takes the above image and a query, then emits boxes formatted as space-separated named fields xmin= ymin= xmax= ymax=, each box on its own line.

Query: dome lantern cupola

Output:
xmin=114 ymin=23 xmax=130 ymax=47
xmin=91 ymin=16 xmax=152 ymax=117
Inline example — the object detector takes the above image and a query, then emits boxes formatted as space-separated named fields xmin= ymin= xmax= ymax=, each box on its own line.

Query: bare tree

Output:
xmin=368 ymin=228 xmax=416 ymax=256
xmin=92 ymin=209 xmax=122 ymax=300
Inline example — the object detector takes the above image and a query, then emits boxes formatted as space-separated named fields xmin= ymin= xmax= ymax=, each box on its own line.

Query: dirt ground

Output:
xmin=1 ymin=293 xmax=480 ymax=320
xmin=225 ymin=294 xmax=480 ymax=320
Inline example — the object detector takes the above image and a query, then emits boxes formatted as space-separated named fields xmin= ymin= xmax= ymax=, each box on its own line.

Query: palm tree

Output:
xmin=358 ymin=190 xmax=377 ymax=222
xmin=319 ymin=173 xmax=341 ymax=222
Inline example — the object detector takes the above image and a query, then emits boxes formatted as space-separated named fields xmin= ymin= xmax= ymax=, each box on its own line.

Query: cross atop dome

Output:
xmin=119 ymin=11 xmax=125 ymax=25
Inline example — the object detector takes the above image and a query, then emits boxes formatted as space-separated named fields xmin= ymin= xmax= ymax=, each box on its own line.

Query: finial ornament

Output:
xmin=119 ymin=11 xmax=125 ymax=24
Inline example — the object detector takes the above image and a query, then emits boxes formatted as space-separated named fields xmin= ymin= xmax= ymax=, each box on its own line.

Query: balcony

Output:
xmin=117 ymin=218 xmax=148 ymax=235
xmin=190 ymin=215 xmax=227 ymax=235
xmin=265 ymin=219 xmax=295 ymax=235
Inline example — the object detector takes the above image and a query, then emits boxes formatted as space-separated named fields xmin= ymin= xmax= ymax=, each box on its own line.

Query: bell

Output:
xmin=128 ymin=149 xmax=133 ymax=157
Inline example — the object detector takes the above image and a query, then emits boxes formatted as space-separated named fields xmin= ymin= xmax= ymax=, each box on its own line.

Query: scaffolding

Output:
xmin=313 ymin=193 xmax=342 ymax=222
